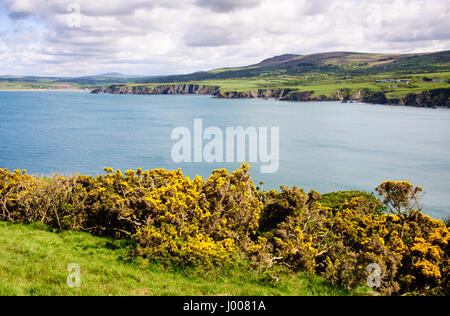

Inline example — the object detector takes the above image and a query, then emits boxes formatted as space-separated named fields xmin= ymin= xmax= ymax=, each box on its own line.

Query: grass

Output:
xmin=296 ymin=83 xmax=382 ymax=96
xmin=0 ymin=221 xmax=368 ymax=296
xmin=192 ymin=76 xmax=449 ymax=98
xmin=385 ymin=81 xmax=450 ymax=98
xmin=0 ymin=81 xmax=80 ymax=90
xmin=100 ymin=76 xmax=449 ymax=101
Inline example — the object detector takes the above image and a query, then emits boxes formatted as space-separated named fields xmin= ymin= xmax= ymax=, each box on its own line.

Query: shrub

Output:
xmin=256 ymin=183 xmax=448 ymax=295
xmin=444 ymin=216 xmax=450 ymax=228
xmin=375 ymin=181 xmax=423 ymax=217
xmin=319 ymin=190 xmax=386 ymax=215
xmin=131 ymin=164 xmax=263 ymax=266
xmin=0 ymin=168 xmax=448 ymax=295
xmin=258 ymin=186 xmax=309 ymax=232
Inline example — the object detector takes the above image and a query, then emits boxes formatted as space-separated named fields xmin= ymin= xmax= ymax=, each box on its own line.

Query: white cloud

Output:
xmin=194 ymin=0 xmax=262 ymax=13
xmin=0 ymin=0 xmax=449 ymax=76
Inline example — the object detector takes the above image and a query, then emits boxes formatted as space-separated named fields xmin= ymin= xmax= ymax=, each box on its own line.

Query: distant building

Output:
xmin=376 ymin=79 xmax=410 ymax=84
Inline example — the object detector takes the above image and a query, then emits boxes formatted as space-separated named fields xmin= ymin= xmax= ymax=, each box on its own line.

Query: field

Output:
xmin=0 ymin=221 xmax=364 ymax=296
xmin=121 ymin=73 xmax=449 ymax=99
xmin=0 ymin=80 xmax=81 ymax=91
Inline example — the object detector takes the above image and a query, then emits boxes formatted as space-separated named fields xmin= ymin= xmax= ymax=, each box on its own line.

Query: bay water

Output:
xmin=0 ymin=91 xmax=449 ymax=219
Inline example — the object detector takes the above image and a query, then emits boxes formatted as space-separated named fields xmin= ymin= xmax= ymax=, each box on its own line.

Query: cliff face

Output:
xmin=335 ymin=88 xmax=450 ymax=108
xmin=400 ymin=88 xmax=450 ymax=107
xmin=93 ymin=84 xmax=338 ymax=102
xmin=215 ymin=88 xmax=300 ymax=99
xmin=92 ymin=84 xmax=221 ymax=95
xmin=92 ymin=84 xmax=450 ymax=108
xmin=361 ymin=92 xmax=388 ymax=105
xmin=360 ymin=88 xmax=450 ymax=108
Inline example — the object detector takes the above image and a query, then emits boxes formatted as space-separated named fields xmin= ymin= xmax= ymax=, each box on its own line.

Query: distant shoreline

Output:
xmin=0 ymin=88 xmax=90 ymax=92
xmin=91 ymin=84 xmax=450 ymax=109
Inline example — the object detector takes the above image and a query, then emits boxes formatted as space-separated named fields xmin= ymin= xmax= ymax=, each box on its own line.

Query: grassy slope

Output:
xmin=118 ymin=74 xmax=449 ymax=99
xmin=0 ymin=222 xmax=365 ymax=296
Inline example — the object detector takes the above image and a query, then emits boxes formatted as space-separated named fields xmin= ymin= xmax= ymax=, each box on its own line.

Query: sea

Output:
xmin=0 ymin=91 xmax=449 ymax=219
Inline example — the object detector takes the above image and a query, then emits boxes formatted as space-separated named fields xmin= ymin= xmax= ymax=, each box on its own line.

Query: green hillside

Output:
xmin=0 ymin=222 xmax=360 ymax=296
xmin=134 ymin=51 xmax=450 ymax=83
xmin=115 ymin=51 xmax=450 ymax=103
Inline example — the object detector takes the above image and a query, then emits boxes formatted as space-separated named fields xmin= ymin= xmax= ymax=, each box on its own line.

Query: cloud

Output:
xmin=7 ymin=11 xmax=31 ymax=19
xmin=194 ymin=0 xmax=262 ymax=13
xmin=183 ymin=27 xmax=243 ymax=47
xmin=300 ymin=0 xmax=334 ymax=15
xmin=0 ymin=0 xmax=449 ymax=76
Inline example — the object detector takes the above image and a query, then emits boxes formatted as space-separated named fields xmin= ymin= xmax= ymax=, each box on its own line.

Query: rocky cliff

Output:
xmin=214 ymin=88 xmax=325 ymax=101
xmin=93 ymin=84 xmax=338 ymax=102
xmin=360 ymin=88 xmax=450 ymax=108
xmin=92 ymin=84 xmax=221 ymax=95
xmin=399 ymin=88 xmax=450 ymax=107
xmin=92 ymin=84 xmax=450 ymax=108
xmin=336 ymin=88 xmax=450 ymax=108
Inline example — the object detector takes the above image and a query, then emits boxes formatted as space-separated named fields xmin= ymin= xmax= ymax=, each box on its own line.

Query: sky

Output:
xmin=0 ymin=0 xmax=449 ymax=77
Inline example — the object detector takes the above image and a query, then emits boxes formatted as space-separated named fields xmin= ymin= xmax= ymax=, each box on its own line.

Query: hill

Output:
xmin=134 ymin=51 xmax=450 ymax=83
xmin=89 ymin=50 xmax=449 ymax=107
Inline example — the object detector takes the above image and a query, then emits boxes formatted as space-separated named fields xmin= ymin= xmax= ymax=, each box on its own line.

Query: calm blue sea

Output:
xmin=0 ymin=91 xmax=449 ymax=219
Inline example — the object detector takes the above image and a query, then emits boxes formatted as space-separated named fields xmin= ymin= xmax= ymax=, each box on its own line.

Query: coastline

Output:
xmin=91 ymin=84 xmax=450 ymax=109
xmin=0 ymin=88 xmax=91 ymax=92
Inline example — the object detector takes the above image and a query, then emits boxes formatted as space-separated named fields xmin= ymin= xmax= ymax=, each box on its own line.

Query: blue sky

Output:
xmin=0 ymin=0 xmax=449 ymax=77
xmin=0 ymin=2 xmax=45 ymax=33
xmin=0 ymin=1 xmax=11 ymax=31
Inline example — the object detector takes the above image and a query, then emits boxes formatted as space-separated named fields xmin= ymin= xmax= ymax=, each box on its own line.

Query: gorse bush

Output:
xmin=0 ymin=165 xmax=262 ymax=267
xmin=132 ymin=165 xmax=262 ymax=266
xmin=319 ymin=190 xmax=386 ymax=215
xmin=0 ymin=166 xmax=448 ymax=295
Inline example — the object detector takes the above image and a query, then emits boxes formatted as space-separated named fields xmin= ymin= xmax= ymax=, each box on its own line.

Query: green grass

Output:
xmin=0 ymin=81 xmax=80 ymax=90
xmin=296 ymin=83 xmax=382 ymax=96
xmin=385 ymin=81 xmax=450 ymax=98
xmin=0 ymin=221 xmax=368 ymax=296
xmin=106 ymin=75 xmax=449 ymax=100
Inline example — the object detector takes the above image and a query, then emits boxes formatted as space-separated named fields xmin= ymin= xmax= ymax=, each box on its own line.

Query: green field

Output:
xmin=0 ymin=81 xmax=81 ymax=90
xmin=0 ymin=222 xmax=367 ymax=296
xmin=120 ymin=73 xmax=449 ymax=99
